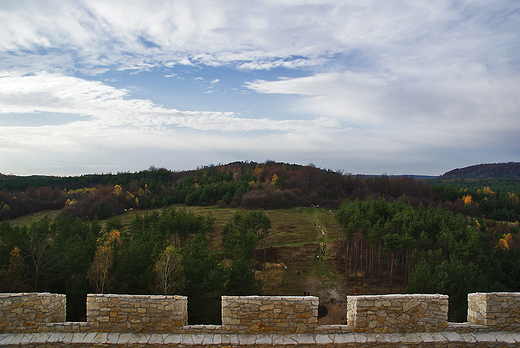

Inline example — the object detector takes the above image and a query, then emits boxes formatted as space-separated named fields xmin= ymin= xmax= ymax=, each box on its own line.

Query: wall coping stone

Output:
xmin=1 ymin=331 xmax=519 ymax=346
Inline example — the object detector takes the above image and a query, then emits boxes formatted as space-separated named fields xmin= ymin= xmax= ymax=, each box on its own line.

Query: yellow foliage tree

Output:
xmin=463 ymin=195 xmax=473 ymax=205
xmin=87 ymin=230 xmax=121 ymax=293
xmin=483 ymin=187 xmax=494 ymax=195
xmin=495 ymin=233 xmax=513 ymax=251
xmin=113 ymin=185 xmax=123 ymax=196
xmin=154 ymin=245 xmax=184 ymax=295
xmin=271 ymin=173 xmax=279 ymax=185
xmin=253 ymin=165 xmax=264 ymax=180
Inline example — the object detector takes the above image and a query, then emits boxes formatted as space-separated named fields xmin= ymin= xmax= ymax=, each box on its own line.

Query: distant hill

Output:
xmin=430 ymin=162 xmax=520 ymax=193
xmin=439 ymin=162 xmax=520 ymax=180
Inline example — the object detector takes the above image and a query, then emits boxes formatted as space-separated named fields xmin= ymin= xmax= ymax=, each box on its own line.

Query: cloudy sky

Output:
xmin=0 ymin=0 xmax=518 ymax=176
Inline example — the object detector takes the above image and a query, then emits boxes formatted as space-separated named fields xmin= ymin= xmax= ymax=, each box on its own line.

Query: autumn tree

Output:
xmin=154 ymin=244 xmax=184 ymax=295
xmin=87 ymin=230 xmax=121 ymax=293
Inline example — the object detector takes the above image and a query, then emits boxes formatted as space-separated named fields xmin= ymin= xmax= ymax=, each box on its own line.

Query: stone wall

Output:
xmin=0 ymin=293 xmax=65 ymax=333
xmin=221 ymin=296 xmax=318 ymax=334
xmin=1 ymin=292 xmax=520 ymax=347
xmin=86 ymin=294 xmax=187 ymax=332
xmin=347 ymin=294 xmax=448 ymax=333
xmin=468 ymin=292 xmax=520 ymax=331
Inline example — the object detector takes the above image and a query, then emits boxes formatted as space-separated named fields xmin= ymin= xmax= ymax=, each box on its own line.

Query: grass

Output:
xmin=8 ymin=209 xmax=63 ymax=226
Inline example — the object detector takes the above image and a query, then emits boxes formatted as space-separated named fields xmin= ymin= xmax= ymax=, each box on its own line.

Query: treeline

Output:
xmin=335 ymin=196 xmax=520 ymax=321
xmin=430 ymin=177 xmax=520 ymax=194
xmin=0 ymin=167 xmax=174 ymax=191
xmin=433 ymin=186 xmax=520 ymax=222
xmin=2 ymin=161 xmax=519 ymax=223
xmin=0 ymin=162 xmax=440 ymax=221
xmin=0 ymin=208 xmax=269 ymax=323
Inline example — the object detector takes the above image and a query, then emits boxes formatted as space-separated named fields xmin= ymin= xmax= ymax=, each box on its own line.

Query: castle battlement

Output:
xmin=0 ymin=292 xmax=519 ymax=347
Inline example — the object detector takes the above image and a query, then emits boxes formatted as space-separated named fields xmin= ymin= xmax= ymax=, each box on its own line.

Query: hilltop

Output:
xmin=440 ymin=162 xmax=520 ymax=180
xmin=0 ymin=161 xmax=440 ymax=222
xmin=429 ymin=162 xmax=520 ymax=193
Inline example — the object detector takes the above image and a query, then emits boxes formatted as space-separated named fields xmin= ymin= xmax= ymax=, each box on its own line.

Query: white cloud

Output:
xmin=210 ymin=79 xmax=219 ymax=84
xmin=0 ymin=70 xmax=355 ymax=174
xmin=0 ymin=0 xmax=517 ymax=76
xmin=245 ymin=68 xmax=520 ymax=152
xmin=0 ymin=71 xmax=341 ymax=148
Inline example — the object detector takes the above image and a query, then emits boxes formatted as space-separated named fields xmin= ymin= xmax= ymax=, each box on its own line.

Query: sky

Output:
xmin=0 ymin=0 xmax=518 ymax=177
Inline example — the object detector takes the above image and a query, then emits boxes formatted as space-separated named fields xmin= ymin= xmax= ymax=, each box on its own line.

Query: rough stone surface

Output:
xmin=468 ymin=292 xmax=520 ymax=331
xmin=0 ymin=293 xmax=65 ymax=333
xmin=221 ymin=295 xmax=319 ymax=334
xmin=86 ymin=293 xmax=187 ymax=332
xmin=347 ymin=293 xmax=448 ymax=333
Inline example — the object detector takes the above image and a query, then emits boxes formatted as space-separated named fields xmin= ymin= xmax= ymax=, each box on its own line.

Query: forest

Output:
xmin=2 ymin=161 xmax=519 ymax=223
xmin=335 ymin=196 xmax=519 ymax=321
xmin=0 ymin=208 xmax=269 ymax=324
xmin=0 ymin=161 xmax=519 ymax=323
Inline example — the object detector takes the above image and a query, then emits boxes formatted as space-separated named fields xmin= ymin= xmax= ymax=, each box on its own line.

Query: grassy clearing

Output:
xmin=7 ymin=209 xmax=63 ymax=226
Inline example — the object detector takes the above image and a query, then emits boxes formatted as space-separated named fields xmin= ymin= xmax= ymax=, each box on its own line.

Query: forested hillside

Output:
xmin=2 ymin=161 xmax=519 ymax=223
xmin=0 ymin=161 xmax=519 ymax=323
xmin=440 ymin=162 xmax=520 ymax=179
xmin=429 ymin=162 xmax=520 ymax=193
xmin=0 ymin=162 xmax=441 ymax=222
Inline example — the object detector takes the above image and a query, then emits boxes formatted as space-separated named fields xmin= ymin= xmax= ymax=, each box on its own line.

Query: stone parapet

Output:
xmin=86 ymin=294 xmax=187 ymax=332
xmin=0 ymin=293 xmax=65 ymax=333
xmin=1 ymin=292 xmax=519 ymax=346
xmin=347 ymin=294 xmax=448 ymax=333
xmin=468 ymin=292 xmax=520 ymax=331
xmin=221 ymin=296 xmax=318 ymax=334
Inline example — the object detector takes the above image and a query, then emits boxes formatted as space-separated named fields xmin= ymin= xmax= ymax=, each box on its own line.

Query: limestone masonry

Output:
xmin=347 ymin=294 xmax=448 ymax=333
xmin=222 ymin=296 xmax=318 ymax=334
xmin=0 ymin=292 xmax=519 ymax=347
xmin=86 ymin=294 xmax=187 ymax=332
